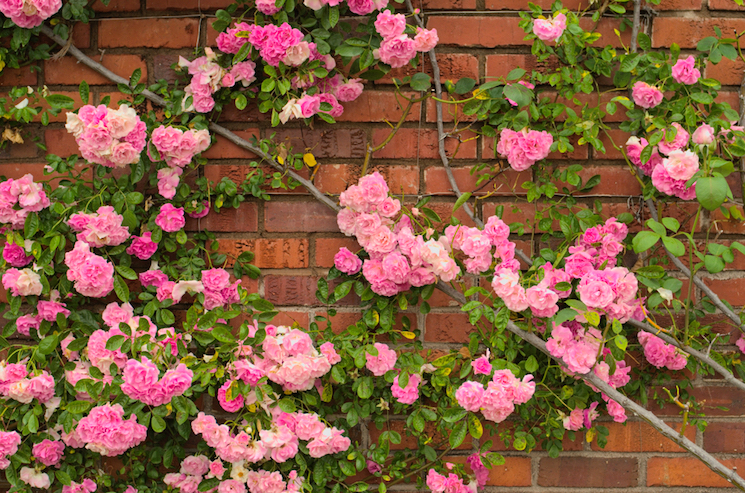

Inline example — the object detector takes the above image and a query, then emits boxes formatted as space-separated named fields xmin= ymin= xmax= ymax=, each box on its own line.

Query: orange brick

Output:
xmin=591 ymin=421 xmax=694 ymax=453
xmin=218 ymin=238 xmax=308 ymax=268
xmin=315 ymin=238 xmax=360 ymax=268
xmin=653 ymin=18 xmax=745 ymax=49
xmin=185 ymin=203 xmax=258 ymax=232
xmin=336 ymin=91 xmax=421 ymax=123
xmin=647 ymin=457 xmax=745 ymax=487
xmin=264 ymin=201 xmax=339 ymax=232
xmin=98 ymin=18 xmax=200 ymax=48
xmin=45 ymin=54 xmax=147 ymax=86
xmin=373 ymin=128 xmax=477 ymax=160
xmin=201 ymin=129 xmax=259 ymax=160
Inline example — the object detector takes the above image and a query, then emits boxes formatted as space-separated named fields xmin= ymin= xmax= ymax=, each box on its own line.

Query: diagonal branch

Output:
xmin=39 ymin=25 xmax=341 ymax=214
xmin=436 ymin=280 xmax=745 ymax=491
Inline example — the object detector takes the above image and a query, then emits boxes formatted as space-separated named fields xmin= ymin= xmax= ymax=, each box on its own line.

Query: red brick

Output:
xmin=654 ymin=385 xmax=745 ymax=417
xmin=264 ymin=201 xmax=339 ymax=232
xmin=705 ymin=57 xmax=745 ymax=86
xmin=425 ymin=97 xmax=479 ymax=123
xmin=369 ymin=165 xmax=419 ymax=195
xmin=201 ymin=129 xmax=259 ymax=160
xmin=264 ymin=275 xmax=319 ymax=306
xmin=147 ymin=0 xmax=232 ymax=8
xmin=336 ymin=91 xmax=421 ymax=123
xmin=485 ymin=54 xmax=560 ymax=80
xmin=647 ymin=457 xmax=745 ymax=487
xmin=709 ymin=0 xmax=745 ymax=9
xmin=652 ymin=0 xmax=702 ymax=8
xmin=380 ymin=53 xmax=479 ymax=85
xmin=421 ymin=0 xmax=477 ymax=9
xmin=702 ymin=278 xmax=745 ymax=307
xmin=40 ymin=24 xmax=90 ymax=49
xmin=424 ymin=166 xmax=530 ymax=196
xmin=36 ymin=91 xmax=84 ymax=123
xmin=653 ymin=18 xmax=745 ymax=49
xmin=373 ymin=128 xmax=477 ymax=160
xmin=483 ymin=201 xmax=537 ymax=230
xmin=324 ymin=310 xmax=362 ymax=334
xmin=591 ymin=421 xmax=694 ymax=453
xmin=484 ymin=457 xmax=532 ymax=487
xmin=185 ymin=203 xmax=258 ymax=232
xmin=268 ymin=311 xmax=309 ymax=327
xmin=45 ymin=54 xmax=147 ymax=86
xmin=704 ymin=422 xmax=745 ymax=453
xmin=427 ymin=17 xmax=529 ymax=48
xmin=538 ymin=457 xmax=638 ymax=487
xmin=315 ymin=238 xmax=360 ymax=268
xmin=99 ymin=19 xmax=199 ymax=48
xmin=314 ymin=164 xmax=359 ymax=195
xmin=0 ymin=67 xmax=37 ymax=87
xmin=598 ymin=129 xmax=631 ymax=160
xmin=91 ymin=0 xmax=141 ymax=11
xmin=423 ymin=313 xmax=474 ymax=343
xmin=573 ymin=166 xmax=641 ymax=196
xmin=486 ymin=0 xmax=584 ymax=8
xmin=271 ymin=128 xmax=366 ymax=158
xmin=218 ymin=238 xmax=308 ymax=268
xmin=44 ymin=128 xmax=79 ymax=158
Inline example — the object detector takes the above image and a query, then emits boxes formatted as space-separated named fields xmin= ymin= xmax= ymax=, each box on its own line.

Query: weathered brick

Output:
xmin=373 ymin=128 xmax=477 ymax=160
xmin=702 ymin=278 xmax=745 ymax=307
xmin=0 ymin=67 xmax=37 ymax=87
xmin=271 ymin=128 xmax=366 ymax=158
xmin=264 ymin=275 xmax=319 ymax=306
xmin=99 ymin=19 xmax=199 ymax=48
xmin=647 ymin=457 xmax=745 ymax=487
xmin=264 ymin=201 xmax=339 ymax=232
xmin=44 ymin=128 xmax=79 ymax=158
xmin=146 ymin=0 xmax=232 ymax=8
xmin=185 ymin=203 xmax=259 ymax=232
xmin=218 ymin=238 xmax=308 ymax=268
xmin=368 ymin=165 xmax=419 ymax=195
xmin=704 ymin=422 xmax=745 ymax=453
xmin=201 ymin=129 xmax=259 ymax=160
xmin=538 ymin=457 xmax=638 ymax=487
xmin=572 ymin=166 xmax=642 ymax=196
xmin=421 ymin=0 xmax=477 ymax=9
xmin=45 ymin=54 xmax=147 ymax=86
xmin=597 ymin=129 xmax=631 ymax=160
xmin=423 ymin=313 xmax=474 ymax=342
xmin=424 ymin=165 xmax=531 ymax=196
xmin=653 ymin=18 xmax=745 ymax=49
xmin=484 ymin=457 xmax=532 ymax=487
xmin=485 ymin=54 xmax=560 ymax=80
xmin=709 ymin=0 xmax=745 ymax=9
xmin=313 ymin=164 xmax=359 ymax=195
xmin=336 ymin=91 xmax=421 ymax=123
xmin=381 ymin=54 xmax=479 ymax=85
xmin=486 ymin=0 xmax=585 ymax=8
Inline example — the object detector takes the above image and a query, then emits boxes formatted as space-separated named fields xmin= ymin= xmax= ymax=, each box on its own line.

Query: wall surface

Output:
xmin=4 ymin=0 xmax=745 ymax=490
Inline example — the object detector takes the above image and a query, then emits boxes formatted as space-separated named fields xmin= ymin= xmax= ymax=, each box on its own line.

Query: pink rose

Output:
xmin=692 ymin=123 xmax=715 ymax=145
xmin=335 ymin=79 xmax=364 ymax=102
xmin=155 ymin=204 xmax=186 ymax=232
xmin=3 ymin=242 xmax=32 ymax=267
xmin=532 ymin=13 xmax=566 ymax=42
xmin=297 ymin=94 xmax=321 ymax=118
xmin=414 ymin=27 xmax=438 ymax=52
xmin=365 ymin=342 xmax=397 ymax=376
xmin=32 ymin=439 xmax=65 ymax=466
xmin=631 ymin=81 xmax=663 ymax=109
xmin=126 ymin=232 xmax=158 ymax=260
xmin=379 ymin=34 xmax=416 ymax=69
xmin=671 ymin=55 xmax=701 ymax=85
xmin=334 ymin=247 xmax=362 ymax=274
xmin=455 ymin=381 xmax=484 ymax=411
xmin=374 ymin=11 xmax=406 ymax=39
xmin=662 ymin=149 xmax=699 ymax=181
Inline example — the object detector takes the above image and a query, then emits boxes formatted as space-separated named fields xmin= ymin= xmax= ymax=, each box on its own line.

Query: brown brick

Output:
xmin=185 ymin=203 xmax=258 ymax=232
xmin=373 ymin=128 xmax=477 ymax=160
xmin=572 ymin=166 xmax=641 ymax=196
xmin=271 ymin=128 xmax=366 ymax=158
xmin=421 ymin=0 xmax=477 ymax=9
xmin=538 ymin=457 xmax=638 ymax=487
xmin=485 ymin=54 xmax=560 ymax=80
xmin=647 ymin=457 xmax=745 ymax=487
xmin=369 ymin=165 xmax=419 ymax=195
xmin=218 ymin=238 xmax=308 ymax=268
xmin=44 ymin=128 xmax=79 ymax=158
xmin=486 ymin=0 xmax=585 ymax=8
xmin=336 ymin=91 xmax=421 ymax=123
xmin=264 ymin=275 xmax=319 ymax=306
xmin=702 ymin=278 xmax=745 ymax=307
xmin=427 ymin=17 xmax=529 ymax=48
xmin=484 ymin=457 xmax=532 ymax=487
xmin=704 ymin=422 xmax=745 ymax=453
xmin=264 ymin=200 xmax=339 ymax=232
xmin=598 ymin=129 xmax=631 ymax=160
xmin=201 ymin=129 xmax=259 ymax=160
xmin=37 ymin=91 xmax=84 ymax=123
xmin=45 ymin=54 xmax=147 ymax=86
xmin=381 ymin=53 xmax=479 ymax=85
xmin=315 ymin=238 xmax=360 ymax=268
xmin=313 ymin=164 xmax=358 ymax=195
xmin=424 ymin=166 xmax=531 ymax=196
xmin=591 ymin=421 xmax=694 ymax=453
xmin=423 ymin=313 xmax=474 ymax=343
xmin=0 ymin=67 xmax=37 ymax=87
xmin=99 ymin=19 xmax=199 ymax=48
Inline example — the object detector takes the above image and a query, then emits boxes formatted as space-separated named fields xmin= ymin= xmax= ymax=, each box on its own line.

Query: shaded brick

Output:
xmin=315 ymin=238 xmax=360 ymax=268
xmin=373 ymin=128 xmax=477 ymax=160
xmin=272 ymin=128 xmax=366 ymax=158
xmin=0 ymin=67 xmax=37 ymax=87
xmin=91 ymin=0 xmax=141 ymax=12
xmin=99 ymin=19 xmax=199 ymax=48
xmin=538 ymin=457 xmax=638 ymax=487
xmin=424 ymin=165 xmax=531 ymax=196
xmin=704 ymin=422 xmax=745 ymax=453
xmin=423 ymin=313 xmax=474 ymax=343
xmin=44 ymin=128 xmax=79 ymax=158
xmin=218 ymin=238 xmax=308 ymax=268
xmin=201 ymin=129 xmax=259 ymax=160
xmin=264 ymin=200 xmax=339 ymax=232
xmin=653 ymin=18 xmax=745 ymax=49
xmin=336 ymin=91 xmax=421 ymax=122
xmin=264 ymin=275 xmax=319 ymax=306
xmin=381 ymin=53 xmax=479 ymax=85
xmin=185 ymin=203 xmax=258 ymax=232
xmin=45 ymin=55 xmax=147 ymax=86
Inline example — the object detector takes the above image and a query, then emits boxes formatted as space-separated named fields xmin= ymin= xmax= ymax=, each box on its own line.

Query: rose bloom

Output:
xmin=335 ymin=79 xmax=364 ymax=102
xmin=378 ymin=34 xmax=417 ymax=68
xmin=374 ymin=11 xmax=406 ymax=39
xmin=671 ymin=55 xmax=701 ymax=85
xmin=414 ymin=27 xmax=438 ymax=52
xmin=334 ymin=247 xmax=362 ymax=274
xmin=692 ymin=123 xmax=715 ymax=145
xmin=532 ymin=13 xmax=566 ymax=42
xmin=155 ymin=204 xmax=186 ymax=232
xmin=455 ymin=381 xmax=484 ymax=412
xmin=126 ymin=232 xmax=158 ymax=260
xmin=662 ymin=149 xmax=699 ymax=181
xmin=631 ymin=81 xmax=663 ymax=109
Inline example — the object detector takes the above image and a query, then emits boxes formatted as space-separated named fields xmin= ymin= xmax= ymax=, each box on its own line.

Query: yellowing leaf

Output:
xmin=586 ymin=428 xmax=596 ymax=443
xmin=303 ymin=152 xmax=317 ymax=167
xmin=401 ymin=331 xmax=416 ymax=339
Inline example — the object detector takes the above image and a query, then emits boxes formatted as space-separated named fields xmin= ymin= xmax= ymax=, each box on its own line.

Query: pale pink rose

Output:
xmin=671 ymin=55 xmax=701 ymax=85
xmin=662 ymin=149 xmax=699 ymax=181
xmin=20 ymin=467 xmax=50 ymax=489
xmin=335 ymin=79 xmax=364 ymax=102
xmin=631 ymin=81 xmax=663 ymax=109
xmin=181 ymin=455 xmax=210 ymax=476
xmin=346 ymin=0 xmax=375 ymax=14
xmin=455 ymin=381 xmax=484 ymax=411
xmin=365 ymin=342 xmax=397 ymax=376
xmin=379 ymin=34 xmax=416 ymax=68
xmin=283 ymin=41 xmax=310 ymax=66
xmin=532 ymin=13 xmax=566 ymax=42
xmin=563 ymin=408 xmax=584 ymax=431
xmin=391 ymin=373 xmax=422 ymax=405
xmin=692 ymin=123 xmax=715 ymax=145
xmin=320 ymin=342 xmax=341 ymax=364
xmin=414 ymin=27 xmax=438 ymax=52
xmin=657 ymin=123 xmax=689 ymax=155
xmin=255 ymin=0 xmax=281 ymax=14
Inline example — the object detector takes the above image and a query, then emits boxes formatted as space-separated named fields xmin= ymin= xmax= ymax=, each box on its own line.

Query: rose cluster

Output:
xmin=637 ymin=331 xmax=687 ymax=370
xmin=179 ymin=47 xmax=257 ymax=113
xmin=0 ymin=363 xmax=55 ymax=404
xmin=496 ymin=127 xmax=553 ymax=171
xmin=426 ymin=468 xmax=476 ymax=493
xmin=73 ymin=404 xmax=148 ymax=456
xmin=66 ymin=104 xmax=146 ymax=169
xmin=546 ymin=321 xmax=602 ymax=374
xmin=0 ymin=0 xmax=61 ymax=28
xmin=0 ymin=174 xmax=51 ymax=229
xmin=150 ymin=126 xmax=211 ymax=199
xmin=121 ymin=357 xmax=193 ymax=407
xmin=15 ymin=298 xmax=70 ymax=336
xmin=373 ymin=11 xmax=438 ymax=68
xmin=454 ymin=368 xmax=535 ymax=423
xmin=626 ymin=124 xmax=701 ymax=200
xmin=68 ymin=205 xmax=130 ymax=248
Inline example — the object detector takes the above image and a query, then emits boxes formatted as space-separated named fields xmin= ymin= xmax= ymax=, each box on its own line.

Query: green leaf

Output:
xmin=637 ymin=33 xmax=652 ymax=51
xmin=38 ymin=334 xmax=58 ymax=355
xmin=619 ymin=53 xmax=639 ymax=72
xmin=503 ymin=83 xmax=531 ymax=107
xmin=357 ymin=376 xmax=373 ymax=399
xmin=151 ymin=415 xmax=167 ymax=433
xmin=66 ymin=400 xmax=92 ymax=414
xmin=661 ymin=236 xmax=685 ymax=257
xmin=690 ymin=92 xmax=714 ymax=104
xmin=198 ymin=479 xmax=220 ymax=492
xmin=525 ymin=355 xmax=538 ymax=373
xmin=113 ymin=275 xmax=130 ymax=302
xmin=453 ymin=192 xmax=472 ymax=213
xmin=449 ymin=420 xmax=468 ymax=448
xmin=454 ymin=78 xmax=476 ymax=95
xmin=24 ymin=212 xmax=39 ymax=238
xmin=705 ymin=255 xmax=725 ymax=273
xmin=696 ymin=176 xmax=729 ymax=211
xmin=615 ymin=334 xmax=628 ymax=351
xmin=442 ymin=408 xmax=467 ymax=423
xmin=79 ymin=81 xmax=90 ymax=105
xmin=661 ymin=217 xmax=680 ymax=232
xmin=506 ymin=68 xmax=525 ymax=81
xmin=115 ymin=265 xmax=138 ymax=280
xmin=56 ymin=470 xmax=72 ymax=486
xmin=211 ymin=326 xmax=235 ymax=343
xmin=467 ymin=413 xmax=483 ymax=439
xmin=277 ymin=398 xmax=297 ymax=413
xmin=632 ymin=231 xmax=660 ymax=253
xmin=410 ymin=72 xmax=431 ymax=91
xmin=105 ymin=334 xmax=126 ymax=351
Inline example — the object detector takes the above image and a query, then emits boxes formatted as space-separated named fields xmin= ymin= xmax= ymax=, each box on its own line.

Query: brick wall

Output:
xmin=3 ymin=0 xmax=745 ymax=490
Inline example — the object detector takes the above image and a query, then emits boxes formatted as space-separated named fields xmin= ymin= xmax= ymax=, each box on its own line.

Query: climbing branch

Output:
xmin=39 ymin=25 xmax=341 ymax=214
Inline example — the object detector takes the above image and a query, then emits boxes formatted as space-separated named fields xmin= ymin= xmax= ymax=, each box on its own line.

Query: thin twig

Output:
xmin=39 ymin=25 xmax=340 ymax=213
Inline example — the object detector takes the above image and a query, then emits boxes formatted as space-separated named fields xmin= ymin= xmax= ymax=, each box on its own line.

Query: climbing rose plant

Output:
xmin=3 ymin=0 xmax=745 ymax=491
